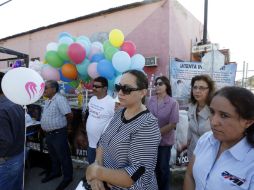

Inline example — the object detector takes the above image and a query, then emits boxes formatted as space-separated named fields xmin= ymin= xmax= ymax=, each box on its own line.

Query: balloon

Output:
xmin=109 ymin=29 xmax=124 ymax=47
xmin=91 ymin=53 xmax=105 ymax=63
xmin=130 ymin=54 xmax=145 ymax=70
xmin=87 ymin=62 xmax=99 ymax=79
xmin=57 ymin=43 xmax=70 ymax=61
xmin=77 ymin=35 xmax=91 ymax=43
xmin=59 ymin=36 xmax=74 ymax=45
xmin=58 ymin=32 xmax=72 ymax=40
xmin=103 ymin=40 xmax=112 ymax=51
xmin=104 ymin=46 xmax=118 ymax=60
xmin=91 ymin=41 xmax=103 ymax=52
xmin=68 ymin=80 xmax=79 ymax=88
xmin=76 ymin=58 xmax=90 ymax=76
xmin=45 ymin=51 xmax=64 ymax=68
xmin=59 ymin=69 xmax=72 ymax=82
xmin=13 ymin=60 xmax=22 ymax=68
xmin=63 ymin=84 xmax=76 ymax=94
xmin=77 ymin=39 xmax=91 ymax=56
xmin=88 ymin=46 xmax=102 ymax=60
xmin=46 ymin=42 xmax=58 ymax=51
xmin=79 ymin=74 xmax=90 ymax=83
xmin=121 ymin=41 xmax=136 ymax=57
xmin=1 ymin=67 xmax=45 ymax=105
xmin=40 ymin=65 xmax=60 ymax=81
xmin=97 ymin=59 xmax=115 ymax=80
xmin=29 ymin=60 xmax=43 ymax=74
xmin=67 ymin=43 xmax=86 ymax=64
xmin=61 ymin=63 xmax=78 ymax=80
xmin=112 ymin=51 xmax=131 ymax=72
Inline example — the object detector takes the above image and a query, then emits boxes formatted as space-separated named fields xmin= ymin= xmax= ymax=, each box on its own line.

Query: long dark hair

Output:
xmin=190 ymin=74 xmax=215 ymax=105
xmin=212 ymin=86 xmax=254 ymax=147
xmin=155 ymin=76 xmax=172 ymax=96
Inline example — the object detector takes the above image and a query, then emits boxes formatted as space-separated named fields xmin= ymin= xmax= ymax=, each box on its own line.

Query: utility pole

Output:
xmin=203 ymin=0 xmax=208 ymax=44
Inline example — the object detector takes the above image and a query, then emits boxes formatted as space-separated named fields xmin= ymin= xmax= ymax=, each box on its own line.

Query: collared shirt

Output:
xmin=0 ymin=95 xmax=25 ymax=157
xmin=40 ymin=93 xmax=71 ymax=131
xmin=193 ymin=131 xmax=254 ymax=190
xmin=99 ymin=108 xmax=161 ymax=190
xmin=187 ymin=103 xmax=211 ymax=159
xmin=147 ymin=95 xmax=179 ymax=146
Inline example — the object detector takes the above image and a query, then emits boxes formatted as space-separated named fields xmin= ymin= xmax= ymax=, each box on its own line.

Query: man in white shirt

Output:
xmin=85 ymin=77 xmax=115 ymax=164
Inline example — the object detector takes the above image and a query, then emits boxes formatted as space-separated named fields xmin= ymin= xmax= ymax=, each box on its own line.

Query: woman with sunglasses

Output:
xmin=187 ymin=75 xmax=215 ymax=160
xmin=147 ymin=76 xmax=179 ymax=190
xmin=86 ymin=70 xmax=161 ymax=190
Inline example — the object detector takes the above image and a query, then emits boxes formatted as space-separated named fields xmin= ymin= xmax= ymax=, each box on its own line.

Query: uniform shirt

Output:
xmin=193 ymin=131 xmax=254 ymax=190
xmin=147 ymin=95 xmax=179 ymax=146
xmin=99 ymin=108 xmax=161 ymax=190
xmin=187 ymin=103 xmax=211 ymax=159
xmin=40 ymin=93 xmax=71 ymax=131
xmin=0 ymin=95 xmax=25 ymax=157
xmin=86 ymin=95 xmax=115 ymax=148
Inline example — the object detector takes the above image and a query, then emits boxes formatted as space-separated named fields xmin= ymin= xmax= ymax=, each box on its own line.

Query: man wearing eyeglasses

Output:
xmin=85 ymin=76 xmax=115 ymax=164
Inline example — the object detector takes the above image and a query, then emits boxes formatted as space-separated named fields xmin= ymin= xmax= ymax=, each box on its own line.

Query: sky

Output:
xmin=0 ymin=0 xmax=253 ymax=80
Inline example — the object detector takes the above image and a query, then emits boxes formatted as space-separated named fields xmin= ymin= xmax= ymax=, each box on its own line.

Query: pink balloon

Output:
xmin=87 ymin=62 xmax=99 ymax=79
xmin=41 ymin=65 xmax=60 ymax=81
xmin=121 ymin=41 xmax=136 ymax=57
xmin=67 ymin=43 xmax=86 ymax=64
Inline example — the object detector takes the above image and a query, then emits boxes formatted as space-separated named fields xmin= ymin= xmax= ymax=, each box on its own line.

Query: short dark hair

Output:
xmin=123 ymin=69 xmax=148 ymax=104
xmin=46 ymin=80 xmax=59 ymax=92
xmin=0 ymin=72 xmax=5 ymax=94
xmin=93 ymin=76 xmax=108 ymax=88
xmin=211 ymin=86 xmax=254 ymax=147
xmin=190 ymin=74 xmax=215 ymax=105
xmin=155 ymin=76 xmax=172 ymax=96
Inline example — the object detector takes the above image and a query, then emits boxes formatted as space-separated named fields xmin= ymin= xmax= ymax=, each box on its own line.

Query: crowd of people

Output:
xmin=1 ymin=69 xmax=254 ymax=190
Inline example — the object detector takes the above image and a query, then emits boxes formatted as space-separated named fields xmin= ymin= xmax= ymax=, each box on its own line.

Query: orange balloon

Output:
xmin=61 ymin=63 xmax=78 ymax=80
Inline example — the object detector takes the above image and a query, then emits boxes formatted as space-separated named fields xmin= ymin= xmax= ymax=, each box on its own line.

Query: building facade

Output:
xmin=0 ymin=0 xmax=203 ymax=78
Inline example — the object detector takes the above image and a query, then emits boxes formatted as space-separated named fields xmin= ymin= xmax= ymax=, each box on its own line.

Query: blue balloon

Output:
xmin=91 ymin=53 xmax=105 ymax=63
xmin=58 ymin=32 xmax=72 ymax=40
xmin=97 ymin=59 xmax=115 ymax=80
xmin=59 ymin=69 xmax=72 ymax=82
xmin=63 ymin=84 xmax=75 ymax=94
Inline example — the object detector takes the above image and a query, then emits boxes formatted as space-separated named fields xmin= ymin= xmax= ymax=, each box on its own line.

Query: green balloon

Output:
xmin=105 ymin=46 xmax=118 ymax=60
xmin=79 ymin=74 xmax=90 ymax=83
xmin=68 ymin=80 xmax=79 ymax=88
xmin=57 ymin=44 xmax=70 ymax=61
xmin=103 ymin=40 xmax=111 ymax=51
xmin=45 ymin=51 xmax=64 ymax=68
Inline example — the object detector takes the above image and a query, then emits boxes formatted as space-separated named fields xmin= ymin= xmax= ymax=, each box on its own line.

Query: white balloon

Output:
xmin=46 ymin=42 xmax=58 ymax=51
xmin=1 ymin=67 xmax=45 ymax=105
xmin=130 ymin=54 xmax=145 ymax=70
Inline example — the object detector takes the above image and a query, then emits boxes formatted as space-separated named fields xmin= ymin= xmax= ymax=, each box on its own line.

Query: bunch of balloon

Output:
xmin=42 ymin=29 xmax=146 ymax=94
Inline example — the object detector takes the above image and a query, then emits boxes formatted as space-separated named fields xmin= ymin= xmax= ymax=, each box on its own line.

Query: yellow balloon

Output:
xmin=109 ymin=29 xmax=124 ymax=48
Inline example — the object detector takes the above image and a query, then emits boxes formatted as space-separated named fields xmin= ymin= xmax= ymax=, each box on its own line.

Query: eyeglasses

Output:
xmin=192 ymin=86 xmax=209 ymax=91
xmin=92 ymin=84 xmax=104 ymax=89
xmin=115 ymin=84 xmax=142 ymax=95
xmin=154 ymin=82 xmax=164 ymax=86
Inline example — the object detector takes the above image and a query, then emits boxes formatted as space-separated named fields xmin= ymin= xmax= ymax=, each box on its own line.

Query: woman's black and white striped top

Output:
xmin=99 ymin=108 xmax=161 ymax=190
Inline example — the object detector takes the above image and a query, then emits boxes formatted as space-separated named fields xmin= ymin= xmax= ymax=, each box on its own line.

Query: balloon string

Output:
xmin=22 ymin=105 xmax=27 ymax=190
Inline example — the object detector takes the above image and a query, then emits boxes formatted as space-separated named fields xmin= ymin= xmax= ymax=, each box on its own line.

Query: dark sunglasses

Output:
xmin=115 ymin=84 xmax=142 ymax=95
xmin=154 ymin=82 xmax=164 ymax=86
xmin=93 ymin=84 xmax=104 ymax=89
